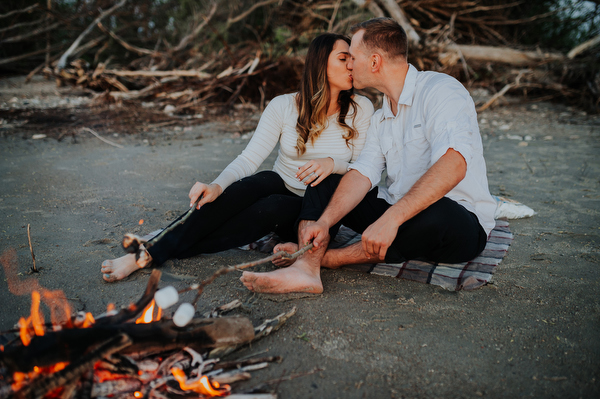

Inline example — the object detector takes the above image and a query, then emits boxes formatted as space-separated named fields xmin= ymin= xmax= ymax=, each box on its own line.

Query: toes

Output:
xmin=239 ymin=275 xmax=255 ymax=291
xmin=240 ymin=271 xmax=255 ymax=281
xmin=103 ymin=273 xmax=117 ymax=282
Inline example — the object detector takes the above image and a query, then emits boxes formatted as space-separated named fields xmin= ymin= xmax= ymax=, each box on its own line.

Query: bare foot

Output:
xmin=101 ymin=246 xmax=152 ymax=282
xmin=272 ymin=242 xmax=299 ymax=267
xmin=240 ymin=259 xmax=323 ymax=294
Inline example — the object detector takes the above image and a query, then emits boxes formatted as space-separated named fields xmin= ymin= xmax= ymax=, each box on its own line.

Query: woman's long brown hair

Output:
xmin=295 ymin=33 xmax=358 ymax=155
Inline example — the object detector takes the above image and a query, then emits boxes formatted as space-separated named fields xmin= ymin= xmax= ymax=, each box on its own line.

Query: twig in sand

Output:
xmin=81 ymin=127 xmax=124 ymax=148
xmin=27 ymin=224 xmax=38 ymax=273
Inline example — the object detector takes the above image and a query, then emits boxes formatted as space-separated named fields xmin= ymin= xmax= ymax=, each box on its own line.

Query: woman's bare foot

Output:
xmin=272 ymin=242 xmax=299 ymax=267
xmin=240 ymin=259 xmax=323 ymax=294
xmin=101 ymin=246 xmax=152 ymax=282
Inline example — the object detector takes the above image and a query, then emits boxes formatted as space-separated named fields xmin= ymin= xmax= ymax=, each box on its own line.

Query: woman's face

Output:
xmin=326 ymin=40 xmax=353 ymax=93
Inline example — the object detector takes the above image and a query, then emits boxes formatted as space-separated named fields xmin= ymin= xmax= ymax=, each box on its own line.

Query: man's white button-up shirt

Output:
xmin=350 ymin=64 xmax=497 ymax=236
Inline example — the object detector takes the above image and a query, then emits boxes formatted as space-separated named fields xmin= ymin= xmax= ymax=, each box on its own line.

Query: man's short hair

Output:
xmin=350 ymin=17 xmax=408 ymax=59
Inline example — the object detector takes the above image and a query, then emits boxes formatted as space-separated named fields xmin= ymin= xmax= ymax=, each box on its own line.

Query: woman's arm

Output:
xmin=189 ymin=95 xmax=290 ymax=208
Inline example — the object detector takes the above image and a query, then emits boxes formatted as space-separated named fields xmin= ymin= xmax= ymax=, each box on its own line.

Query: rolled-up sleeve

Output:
xmin=427 ymin=81 xmax=478 ymax=168
xmin=349 ymin=112 xmax=386 ymax=189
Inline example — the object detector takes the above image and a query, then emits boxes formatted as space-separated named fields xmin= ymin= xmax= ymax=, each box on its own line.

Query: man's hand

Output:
xmin=300 ymin=220 xmax=330 ymax=252
xmin=189 ymin=182 xmax=223 ymax=209
xmin=361 ymin=214 xmax=401 ymax=261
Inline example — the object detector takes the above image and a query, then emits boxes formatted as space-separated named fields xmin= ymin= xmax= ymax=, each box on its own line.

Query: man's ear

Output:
xmin=371 ymin=53 xmax=382 ymax=72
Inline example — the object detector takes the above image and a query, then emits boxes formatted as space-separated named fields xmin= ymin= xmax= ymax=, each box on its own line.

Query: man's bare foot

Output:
xmin=240 ymin=260 xmax=323 ymax=294
xmin=272 ymin=242 xmax=299 ymax=267
xmin=101 ymin=246 xmax=152 ymax=282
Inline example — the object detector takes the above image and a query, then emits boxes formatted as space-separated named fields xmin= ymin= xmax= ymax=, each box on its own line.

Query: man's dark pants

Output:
xmin=298 ymin=174 xmax=488 ymax=264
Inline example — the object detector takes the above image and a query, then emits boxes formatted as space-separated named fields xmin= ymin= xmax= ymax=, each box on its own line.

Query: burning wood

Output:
xmin=0 ymin=262 xmax=299 ymax=398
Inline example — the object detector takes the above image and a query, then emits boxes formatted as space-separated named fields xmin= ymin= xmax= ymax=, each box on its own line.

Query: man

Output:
xmin=241 ymin=17 xmax=496 ymax=294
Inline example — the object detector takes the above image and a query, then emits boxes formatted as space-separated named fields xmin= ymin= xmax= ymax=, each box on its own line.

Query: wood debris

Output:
xmin=0 ymin=0 xmax=597 ymax=122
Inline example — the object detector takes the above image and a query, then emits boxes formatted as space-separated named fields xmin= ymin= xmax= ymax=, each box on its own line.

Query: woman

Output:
xmin=101 ymin=33 xmax=374 ymax=282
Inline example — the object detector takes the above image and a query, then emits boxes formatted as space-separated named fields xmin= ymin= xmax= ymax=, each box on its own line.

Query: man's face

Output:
xmin=348 ymin=30 xmax=370 ymax=90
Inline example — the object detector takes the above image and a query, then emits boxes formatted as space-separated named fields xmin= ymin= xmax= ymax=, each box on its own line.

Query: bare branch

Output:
xmin=379 ymin=0 xmax=420 ymax=46
xmin=568 ymin=34 xmax=600 ymax=59
xmin=103 ymin=69 xmax=212 ymax=79
xmin=227 ymin=0 xmax=281 ymax=26
xmin=0 ymin=4 xmax=39 ymax=20
xmin=1 ymin=20 xmax=63 ymax=44
xmin=97 ymin=21 xmax=159 ymax=56
xmin=56 ymin=0 xmax=126 ymax=71
xmin=173 ymin=1 xmax=219 ymax=52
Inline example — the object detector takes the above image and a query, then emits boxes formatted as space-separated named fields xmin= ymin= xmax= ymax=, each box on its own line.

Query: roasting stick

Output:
xmin=146 ymin=197 xmax=201 ymax=247
xmin=175 ymin=243 xmax=314 ymax=305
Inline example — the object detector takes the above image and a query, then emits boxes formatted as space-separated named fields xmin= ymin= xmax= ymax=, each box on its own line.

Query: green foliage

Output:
xmin=504 ymin=0 xmax=599 ymax=51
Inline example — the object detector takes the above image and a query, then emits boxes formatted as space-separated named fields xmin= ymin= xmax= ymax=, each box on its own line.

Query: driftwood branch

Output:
xmin=567 ymin=34 xmax=600 ymax=59
xmin=209 ymin=307 xmax=297 ymax=358
xmin=351 ymin=0 xmax=385 ymax=18
xmin=173 ymin=1 xmax=219 ymax=52
xmin=477 ymin=69 xmax=529 ymax=112
xmin=0 ymin=16 xmax=46 ymax=34
xmin=81 ymin=127 xmax=124 ymax=148
xmin=56 ymin=0 xmax=126 ymax=71
xmin=103 ymin=69 xmax=212 ymax=79
xmin=379 ymin=0 xmax=420 ymax=47
xmin=97 ymin=22 xmax=159 ymax=56
xmin=1 ymin=20 xmax=62 ymax=44
xmin=0 ymin=44 xmax=64 ymax=66
xmin=328 ymin=0 xmax=343 ymax=32
xmin=442 ymin=44 xmax=564 ymax=67
xmin=227 ymin=0 xmax=280 ymax=26
xmin=0 ymin=4 xmax=39 ymax=20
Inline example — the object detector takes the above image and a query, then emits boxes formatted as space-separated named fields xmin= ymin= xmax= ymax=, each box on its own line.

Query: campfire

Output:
xmin=0 ymin=260 xmax=298 ymax=399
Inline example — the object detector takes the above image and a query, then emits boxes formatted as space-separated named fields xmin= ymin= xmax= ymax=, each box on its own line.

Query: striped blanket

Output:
xmin=343 ymin=219 xmax=513 ymax=291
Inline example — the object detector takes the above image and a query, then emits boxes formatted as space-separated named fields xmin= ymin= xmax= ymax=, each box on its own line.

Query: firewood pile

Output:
xmin=1 ymin=0 xmax=598 ymax=116
xmin=0 ymin=244 xmax=316 ymax=398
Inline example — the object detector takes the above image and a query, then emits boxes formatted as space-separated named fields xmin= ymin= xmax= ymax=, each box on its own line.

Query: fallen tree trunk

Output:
xmin=103 ymin=69 xmax=212 ymax=79
xmin=441 ymin=44 xmax=565 ymax=66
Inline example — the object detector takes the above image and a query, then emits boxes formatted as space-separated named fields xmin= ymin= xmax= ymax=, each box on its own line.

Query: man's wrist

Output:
xmin=385 ymin=206 xmax=405 ymax=228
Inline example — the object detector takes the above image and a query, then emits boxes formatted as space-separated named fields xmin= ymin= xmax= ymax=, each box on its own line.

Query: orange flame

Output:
xmin=30 ymin=291 xmax=45 ymax=336
xmin=135 ymin=299 xmax=162 ymax=324
xmin=171 ymin=367 xmax=230 ymax=396
xmin=74 ymin=312 xmax=96 ymax=328
xmin=18 ymin=291 xmax=49 ymax=346
xmin=12 ymin=362 xmax=68 ymax=391
xmin=19 ymin=317 xmax=32 ymax=346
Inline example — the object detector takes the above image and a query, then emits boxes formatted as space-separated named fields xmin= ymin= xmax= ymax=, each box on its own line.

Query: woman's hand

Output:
xmin=296 ymin=157 xmax=335 ymax=187
xmin=189 ymin=182 xmax=223 ymax=209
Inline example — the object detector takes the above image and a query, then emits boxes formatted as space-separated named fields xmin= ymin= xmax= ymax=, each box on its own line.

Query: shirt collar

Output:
xmin=380 ymin=64 xmax=418 ymax=121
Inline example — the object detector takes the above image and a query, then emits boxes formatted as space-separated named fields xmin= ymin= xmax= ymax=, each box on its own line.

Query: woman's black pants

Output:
xmin=147 ymin=171 xmax=302 ymax=266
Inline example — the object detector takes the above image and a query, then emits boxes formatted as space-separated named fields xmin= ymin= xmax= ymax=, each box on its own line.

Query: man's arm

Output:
xmin=362 ymin=148 xmax=467 ymax=260
xmin=300 ymin=170 xmax=372 ymax=248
